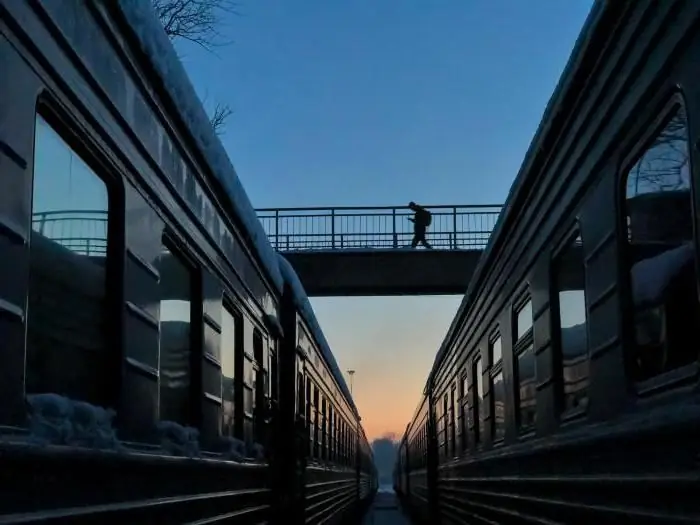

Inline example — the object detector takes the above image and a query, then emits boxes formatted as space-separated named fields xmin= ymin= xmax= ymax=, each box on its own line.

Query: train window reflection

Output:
xmin=516 ymin=299 xmax=533 ymax=339
xmin=514 ymin=294 xmax=536 ymax=432
xmin=158 ymin=243 xmax=194 ymax=425
xmin=27 ymin=114 xmax=111 ymax=406
xmin=516 ymin=345 xmax=536 ymax=428
xmin=492 ymin=371 xmax=505 ymax=441
xmin=474 ymin=357 xmax=484 ymax=443
xmin=624 ymin=105 xmax=699 ymax=383
xmin=491 ymin=335 xmax=502 ymax=365
xmin=554 ymin=233 xmax=589 ymax=416
xmin=460 ymin=375 xmax=468 ymax=451
xmin=221 ymin=305 xmax=239 ymax=439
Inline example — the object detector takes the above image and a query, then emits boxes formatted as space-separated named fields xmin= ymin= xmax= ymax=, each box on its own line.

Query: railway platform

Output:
xmin=361 ymin=489 xmax=411 ymax=525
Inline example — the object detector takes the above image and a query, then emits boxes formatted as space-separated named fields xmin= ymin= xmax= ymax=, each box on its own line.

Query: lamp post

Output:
xmin=347 ymin=370 xmax=355 ymax=396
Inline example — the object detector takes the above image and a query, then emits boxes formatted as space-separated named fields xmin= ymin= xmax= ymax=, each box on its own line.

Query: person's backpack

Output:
xmin=423 ymin=209 xmax=432 ymax=227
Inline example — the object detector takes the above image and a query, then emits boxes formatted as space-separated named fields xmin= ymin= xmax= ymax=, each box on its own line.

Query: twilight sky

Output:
xmin=175 ymin=0 xmax=595 ymax=440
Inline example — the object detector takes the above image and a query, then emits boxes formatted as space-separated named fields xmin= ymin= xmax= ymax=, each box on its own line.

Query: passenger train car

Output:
xmin=0 ymin=0 xmax=375 ymax=523
xmin=396 ymin=1 xmax=700 ymax=524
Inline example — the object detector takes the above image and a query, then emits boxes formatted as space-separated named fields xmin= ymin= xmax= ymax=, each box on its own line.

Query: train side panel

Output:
xmin=417 ymin=1 xmax=700 ymax=524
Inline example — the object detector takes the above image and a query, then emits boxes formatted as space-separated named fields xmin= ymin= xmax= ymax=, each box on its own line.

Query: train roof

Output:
xmin=115 ymin=0 xmax=284 ymax=292
xmin=277 ymin=255 xmax=357 ymax=414
xmin=428 ymin=0 xmax=611 ymax=382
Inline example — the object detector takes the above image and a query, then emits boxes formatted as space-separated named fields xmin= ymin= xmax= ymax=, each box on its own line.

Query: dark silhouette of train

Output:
xmin=395 ymin=1 xmax=700 ymax=523
xmin=0 ymin=1 xmax=375 ymax=523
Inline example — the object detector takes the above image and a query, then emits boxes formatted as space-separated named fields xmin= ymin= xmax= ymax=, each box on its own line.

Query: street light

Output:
xmin=347 ymin=370 xmax=355 ymax=396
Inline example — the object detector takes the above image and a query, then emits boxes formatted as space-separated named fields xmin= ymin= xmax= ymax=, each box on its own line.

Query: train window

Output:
xmin=334 ymin=415 xmax=338 ymax=463
xmin=27 ymin=114 xmax=112 ymax=406
xmin=305 ymin=377 xmax=312 ymax=426
xmin=221 ymin=305 xmax=239 ymax=438
xmin=328 ymin=404 xmax=333 ymax=460
xmin=321 ymin=397 xmax=327 ymax=460
xmin=514 ymin=298 xmax=535 ymax=431
xmin=271 ymin=352 xmax=278 ymax=406
xmin=297 ymin=372 xmax=305 ymax=418
xmin=158 ymin=240 xmax=196 ymax=425
xmin=253 ymin=330 xmax=266 ymax=443
xmin=449 ymin=385 xmax=456 ymax=456
xmin=553 ymin=233 xmax=589 ymax=416
xmin=313 ymin=386 xmax=320 ymax=458
xmin=335 ymin=414 xmax=340 ymax=462
xmin=243 ymin=355 xmax=254 ymax=441
xmin=491 ymin=334 xmax=503 ymax=365
xmin=474 ymin=356 xmax=484 ymax=443
xmin=517 ymin=299 xmax=533 ymax=338
xmin=460 ymin=374 xmax=468 ymax=451
xmin=489 ymin=335 xmax=505 ymax=442
xmin=443 ymin=393 xmax=449 ymax=458
xmin=623 ymin=105 xmax=699 ymax=384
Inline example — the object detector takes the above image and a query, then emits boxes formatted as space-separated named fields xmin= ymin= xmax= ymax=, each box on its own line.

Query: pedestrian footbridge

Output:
xmin=256 ymin=205 xmax=502 ymax=296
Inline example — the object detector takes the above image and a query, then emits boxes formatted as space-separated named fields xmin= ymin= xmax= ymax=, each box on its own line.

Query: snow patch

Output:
xmin=277 ymin=254 xmax=356 ymax=411
xmin=215 ymin=436 xmax=247 ymax=461
xmin=69 ymin=400 xmax=121 ymax=450
xmin=156 ymin=420 xmax=200 ymax=458
xmin=115 ymin=0 xmax=283 ymax=290
xmin=248 ymin=442 xmax=265 ymax=461
xmin=631 ymin=242 xmax=693 ymax=308
xmin=26 ymin=393 xmax=73 ymax=446
xmin=26 ymin=393 xmax=121 ymax=450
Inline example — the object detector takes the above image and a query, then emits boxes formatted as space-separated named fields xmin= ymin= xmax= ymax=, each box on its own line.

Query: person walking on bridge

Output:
xmin=408 ymin=202 xmax=433 ymax=249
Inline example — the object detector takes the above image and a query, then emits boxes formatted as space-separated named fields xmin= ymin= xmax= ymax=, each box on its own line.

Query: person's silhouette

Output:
xmin=408 ymin=202 xmax=433 ymax=249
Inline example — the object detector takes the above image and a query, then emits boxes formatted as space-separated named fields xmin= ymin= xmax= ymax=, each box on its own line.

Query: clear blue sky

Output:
xmin=173 ymin=0 xmax=594 ymax=439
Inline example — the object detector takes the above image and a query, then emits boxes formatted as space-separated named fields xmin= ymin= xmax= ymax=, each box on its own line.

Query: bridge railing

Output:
xmin=256 ymin=205 xmax=502 ymax=251
xmin=31 ymin=210 xmax=108 ymax=256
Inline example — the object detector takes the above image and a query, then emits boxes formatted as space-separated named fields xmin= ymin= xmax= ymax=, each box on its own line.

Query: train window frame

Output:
xmin=513 ymin=292 xmax=535 ymax=434
xmin=488 ymin=330 xmax=505 ymax=444
xmin=27 ymin=105 xmax=125 ymax=409
xmin=617 ymin=96 xmax=700 ymax=395
xmin=459 ymin=371 xmax=468 ymax=452
xmin=312 ymin=383 xmax=320 ymax=458
xmin=158 ymin=232 xmax=202 ymax=428
xmin=220 ymin=297 xmax=244 ymax=440
xmin=550 ymin=226 xmax=590 ymax=422
xmin=449 ymin=383 xmax=457 ymax=457
xmin=439 ymin=391 xmax=448 ymax=460
xmin=321 ymin=395 xmax=328 ymax=460
xmin=472 ymin=353 xmax=484 ymax=445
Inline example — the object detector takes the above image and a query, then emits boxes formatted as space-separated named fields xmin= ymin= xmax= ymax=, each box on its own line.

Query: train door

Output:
xmin=0 ymin=28 xmax=43 ymax=425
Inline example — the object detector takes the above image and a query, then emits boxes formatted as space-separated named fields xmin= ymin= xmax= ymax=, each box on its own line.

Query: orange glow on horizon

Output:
xmin=310 ymin=295 xmax=462 ymax=443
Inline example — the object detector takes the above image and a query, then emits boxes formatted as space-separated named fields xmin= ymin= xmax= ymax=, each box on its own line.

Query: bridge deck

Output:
xmin=283 ymin=247 xmax=482 ymax=296
xmin=256 ymin=204 xmax=500 ymax=296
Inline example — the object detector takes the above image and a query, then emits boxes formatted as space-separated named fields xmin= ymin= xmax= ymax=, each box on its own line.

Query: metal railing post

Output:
xmin=274 ymin=210 xmax=279 ymax=250
xmin=331 ymin=209 xmax=336 ymax=249
xmin=252 ymin=204 xmax=502 ymax=251
xmin=452 ymin=207 xmax=457 ymax=249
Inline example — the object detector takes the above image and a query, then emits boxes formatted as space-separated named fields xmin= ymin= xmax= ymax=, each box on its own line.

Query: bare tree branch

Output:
xmin=152 ymin=0 xmax=237 ymax=134
xmin=152 ymin=0 xmax=238 ymax=51
xmin=209 ymin=103 xmax=234 ymax=136
xmin=627 ymin=110 xmax=690 ymax=196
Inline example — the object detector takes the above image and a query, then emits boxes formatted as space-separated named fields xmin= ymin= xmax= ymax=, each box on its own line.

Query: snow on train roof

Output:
xmin=277 ymin=254 xmax=357 ymax=413
xmin=115 ymin=0 xmax=283 ymax=291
